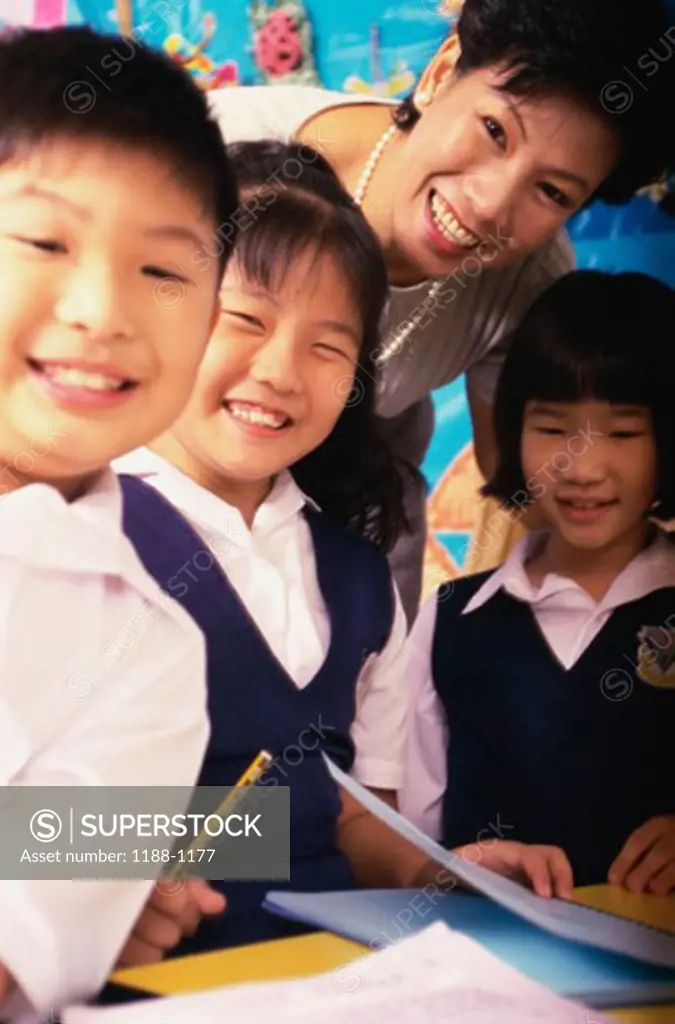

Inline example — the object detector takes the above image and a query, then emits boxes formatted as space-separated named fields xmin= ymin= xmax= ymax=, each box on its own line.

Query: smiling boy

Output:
xmin=0 ymin=25 xmax=238 ymax=1020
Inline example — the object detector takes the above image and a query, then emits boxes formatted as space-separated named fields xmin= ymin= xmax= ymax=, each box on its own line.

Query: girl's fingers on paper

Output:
xmin=517 ymin=846 xmax=573 ymax=899
xmin=647 ymin=859 xmax=675 ymax=896
xmin=521 ymin=849 xmax=552 ymax=899
xmin=470 ymin=840 xmax=524 ymax=878
xmin=547 ymin=848 xmax=574 ymax=899
xmin=624 ymin=837 xmax=675 ymax=893
xmin=608 ymin=817 xmax=669 ymax=885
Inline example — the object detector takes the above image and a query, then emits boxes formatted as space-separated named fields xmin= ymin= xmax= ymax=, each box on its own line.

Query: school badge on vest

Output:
xmin=635 ymin=624 xmax=675 ymax=688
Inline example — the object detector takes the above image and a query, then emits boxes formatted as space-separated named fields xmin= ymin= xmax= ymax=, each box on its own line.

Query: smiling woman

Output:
xmin=208 ymin=0 xmax=675 ymax=622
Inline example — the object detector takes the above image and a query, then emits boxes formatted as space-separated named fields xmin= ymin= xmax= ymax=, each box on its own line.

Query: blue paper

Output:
xmin=322 ymin=755 xmax=675 ymax=969
xmin=263 ymin=888 xmax=675 ymax=1009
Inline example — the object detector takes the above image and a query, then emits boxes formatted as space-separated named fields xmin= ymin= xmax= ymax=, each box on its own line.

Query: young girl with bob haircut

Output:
xmin=402 ymin=269 xmax=675 ymax=897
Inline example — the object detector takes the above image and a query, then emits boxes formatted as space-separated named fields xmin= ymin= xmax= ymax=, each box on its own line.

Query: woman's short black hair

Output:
xmin=224 ymin=139 xmax=407 ymax=552
xmin=483 ymin=270 xmax=675 ymax=521
xmin=394 ymin=0 xmax=675 ymax=204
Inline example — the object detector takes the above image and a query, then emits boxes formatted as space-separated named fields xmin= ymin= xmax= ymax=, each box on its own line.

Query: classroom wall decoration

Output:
xmin=3 ymin=0 xmax=674 ymax=596
xmin=31 ymin=0 xmax=456 ymax=94
xmin=0 ymin=0 xmax=66 ymax=29
xmin=161 ymin=13 xmax=239 ymax=89
xmin=250 ymin=0 xmax=319 ymax=86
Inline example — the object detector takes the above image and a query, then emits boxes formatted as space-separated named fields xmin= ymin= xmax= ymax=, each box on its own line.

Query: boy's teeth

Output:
xmin=430 ymin=193 xmax=479 ymax=248
xmin=228 ymin=403 xmax=286 ymax=429
xmin=43 ymin=366 xmax=126 ymax=391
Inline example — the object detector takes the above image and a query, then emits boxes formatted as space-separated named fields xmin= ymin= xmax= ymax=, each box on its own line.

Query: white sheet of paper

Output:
xmin=63 ymin=923 xmax=606 ymax=1024
xmin=324 ymin=754 xmax=675 ymax=968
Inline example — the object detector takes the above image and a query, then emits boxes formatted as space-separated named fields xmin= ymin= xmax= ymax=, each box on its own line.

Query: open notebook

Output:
xmin=64 ymin=922 xmax=609 ymax=1024
xmin=262 ymin=756 xmax=675 ymax=1009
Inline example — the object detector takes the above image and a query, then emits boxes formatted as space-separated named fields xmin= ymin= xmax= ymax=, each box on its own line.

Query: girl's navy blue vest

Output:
xmin=120 ymin=475 xmax=394 ymax=950
xmin=432 ymin=573 xmax=674 ymax=887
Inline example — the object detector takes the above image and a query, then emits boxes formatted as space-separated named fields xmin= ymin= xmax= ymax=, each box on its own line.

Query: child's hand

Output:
xmin=453 ymin=840 xmax=574 ymax=899
xmin=608 ymin=816 xmax=675 ymax=895
xmin=115 ymin=878 xmax=226 ymax=967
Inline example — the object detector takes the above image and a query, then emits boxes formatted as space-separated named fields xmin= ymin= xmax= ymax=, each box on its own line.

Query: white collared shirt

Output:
xmin=0 ymin=469 xmax=209 ymax=1021
xmin=114 ymin=448 xmax=408 ymax=792
xmin=399 ymin=530 xmax=675 ymax=840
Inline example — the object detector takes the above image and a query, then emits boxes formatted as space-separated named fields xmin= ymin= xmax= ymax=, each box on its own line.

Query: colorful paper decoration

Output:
xmin=343 ymin=25 xmax=415 ymax=98
xmin=164 ymin=13 xmax=239 ymax=89
xmin=249 ymin=0 xmax=319 ymax=86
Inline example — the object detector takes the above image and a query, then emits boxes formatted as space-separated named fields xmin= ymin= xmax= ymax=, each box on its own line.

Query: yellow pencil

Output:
xmin=232 ymin=750 xmax=274 ymax=789
xmin=166 ymin=750 xmax=273 ymax=880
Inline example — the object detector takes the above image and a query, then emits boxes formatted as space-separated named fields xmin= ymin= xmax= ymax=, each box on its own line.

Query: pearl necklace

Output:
xmin=353 ymin=124 xmax=443 ymax=367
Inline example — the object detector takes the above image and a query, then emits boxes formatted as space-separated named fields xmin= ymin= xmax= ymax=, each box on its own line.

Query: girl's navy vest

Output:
xmin=120 ymin=474 xmax=394 ymax=950
xmin=432 ymin=573 xmax=674 ymax=887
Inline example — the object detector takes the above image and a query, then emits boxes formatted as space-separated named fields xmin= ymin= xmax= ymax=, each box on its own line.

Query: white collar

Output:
xmin=114 ymin=448 xmax=320 ymax=546
xmin=0 ymin=467 xmax=124 ymax=575
xmin=463 ymin=529 xmax=675 ymax=615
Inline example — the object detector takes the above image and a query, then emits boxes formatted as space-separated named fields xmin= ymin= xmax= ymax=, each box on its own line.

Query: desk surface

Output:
xmin=114 ymin=886 xmax=675 ymax=1023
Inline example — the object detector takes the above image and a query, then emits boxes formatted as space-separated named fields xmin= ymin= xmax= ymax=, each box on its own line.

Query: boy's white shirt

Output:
xmin=114 ymin=448 xmax=408 ymax=792
xmin=399 ymin=529 xmax=675 ymax=841
xmin=0 ymin=468 xmax=209 ymax=1020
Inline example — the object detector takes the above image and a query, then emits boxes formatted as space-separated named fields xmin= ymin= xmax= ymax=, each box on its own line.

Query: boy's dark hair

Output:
xmin=394 ymin=0 xmax=675 ymax=204
xmin=225 ymin=139 xmax=408 ymax=553
xmin=484 ymin=270 xmax=675 ymax=521
xmin=0 ymin=25 xmax=237 ymax=270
